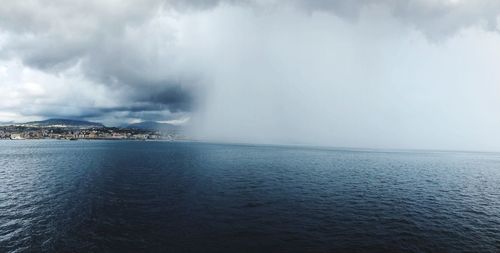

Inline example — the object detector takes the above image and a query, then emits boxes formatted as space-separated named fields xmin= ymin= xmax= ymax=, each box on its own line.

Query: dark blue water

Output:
xmin=0 ymin=141 xmax=499 ymax=252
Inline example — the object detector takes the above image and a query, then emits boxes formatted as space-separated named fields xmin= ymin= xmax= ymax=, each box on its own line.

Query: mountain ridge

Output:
xmin=22 ymin=118 xmax=105 ymax=128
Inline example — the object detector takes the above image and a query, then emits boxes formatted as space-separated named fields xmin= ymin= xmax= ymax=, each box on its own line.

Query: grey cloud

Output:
xmin=2 ymin=0 xmax=498 ymax=72
xmin=0 ymin=0 xmax=198 ymax=121
xmin=296 ymin=0 xmax=500 ymax=38
xmin=1 ymin=0 xmax=497 ymax=71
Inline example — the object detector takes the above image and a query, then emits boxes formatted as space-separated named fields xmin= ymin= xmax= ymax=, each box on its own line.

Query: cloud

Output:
xmin=0 ymin=0 xmax=196 ymax=124
xmin=0 ymin=0 xmax=500 ymax=150
xmin=295 ymin=0 xmax=500 ymax=37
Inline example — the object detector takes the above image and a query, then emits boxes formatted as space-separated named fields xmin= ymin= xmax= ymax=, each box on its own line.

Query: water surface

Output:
xmin=1 ymin=140 xmax=499 ymax=252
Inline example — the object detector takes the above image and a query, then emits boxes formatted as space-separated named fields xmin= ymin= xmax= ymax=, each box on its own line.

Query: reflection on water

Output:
xmin=1 ymin=140 xmax=500 ymax=252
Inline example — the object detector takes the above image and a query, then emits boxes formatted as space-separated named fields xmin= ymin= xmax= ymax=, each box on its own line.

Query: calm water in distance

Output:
xmin=0 ymin=140 xmax=499 ymax=252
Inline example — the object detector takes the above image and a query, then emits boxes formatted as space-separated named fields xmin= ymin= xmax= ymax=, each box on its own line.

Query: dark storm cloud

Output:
xmin=140 ymin=85 xmax=193 ymax=112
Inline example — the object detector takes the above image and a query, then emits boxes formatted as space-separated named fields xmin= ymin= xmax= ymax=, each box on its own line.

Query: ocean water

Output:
xmin=0 ymin=141 xmax=499 ymax=252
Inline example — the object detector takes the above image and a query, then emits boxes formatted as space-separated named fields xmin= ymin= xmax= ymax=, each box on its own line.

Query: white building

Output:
xmin=10 ymin=133 xmax=24 ymax=140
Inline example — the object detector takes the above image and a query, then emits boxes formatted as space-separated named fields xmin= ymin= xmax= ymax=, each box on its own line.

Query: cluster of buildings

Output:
xmin=0 ymin=126 xmax=182 ymax=141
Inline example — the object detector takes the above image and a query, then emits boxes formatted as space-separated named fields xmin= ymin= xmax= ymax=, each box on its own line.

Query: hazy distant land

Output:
xmin=0 ymin=119 xmax=187 ymax=141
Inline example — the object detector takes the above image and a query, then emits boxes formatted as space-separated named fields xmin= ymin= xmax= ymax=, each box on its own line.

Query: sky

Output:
xmin=1 ymin=0 xmax=500 ymax=150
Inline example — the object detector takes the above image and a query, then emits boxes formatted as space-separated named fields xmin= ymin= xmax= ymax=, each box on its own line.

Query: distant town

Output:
xmin=0 ymin=119 xmax=188 ymax=141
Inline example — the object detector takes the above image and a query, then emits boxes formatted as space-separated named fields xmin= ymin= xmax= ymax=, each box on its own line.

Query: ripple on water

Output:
xmin=0 ymin=141 xmax=500 ymax=252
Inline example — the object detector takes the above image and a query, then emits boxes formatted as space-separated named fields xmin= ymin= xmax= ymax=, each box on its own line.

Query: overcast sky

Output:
xmin=1 ymin=0 xmax=500 ymax=150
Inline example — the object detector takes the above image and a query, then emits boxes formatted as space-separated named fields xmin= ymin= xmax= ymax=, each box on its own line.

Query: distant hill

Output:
xmin=23 ymin=118 xmax=105 ymax=128
xmin=125 ymin=121 xmax=181 ymax=132
xmin=0 ymin=121 xmax=14 ymax=126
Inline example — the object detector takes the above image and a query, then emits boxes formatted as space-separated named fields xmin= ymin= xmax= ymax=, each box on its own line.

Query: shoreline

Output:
xmin=0 ymin=138 xmax=192 ymax=142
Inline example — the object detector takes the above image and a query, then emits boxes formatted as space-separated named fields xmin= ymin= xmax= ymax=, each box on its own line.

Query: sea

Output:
xmin=0 ymin=140 xmax=499 ymax=252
